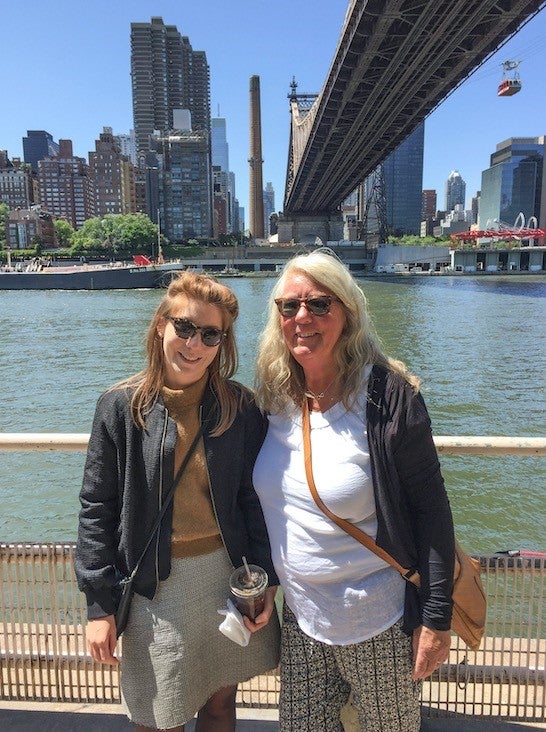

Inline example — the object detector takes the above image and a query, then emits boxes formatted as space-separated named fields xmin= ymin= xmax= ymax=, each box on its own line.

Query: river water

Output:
xmin=1 ymin=274 xmax=544 ymax=554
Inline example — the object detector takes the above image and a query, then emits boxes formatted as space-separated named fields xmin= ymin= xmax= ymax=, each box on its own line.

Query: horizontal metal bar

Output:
xmin=0 ymin=433 xmax=545 ymax=455
xmin=0 ymin=433 xmax=89 ymax=451
xmin=434 ymin=436 xmax=546 ymax=456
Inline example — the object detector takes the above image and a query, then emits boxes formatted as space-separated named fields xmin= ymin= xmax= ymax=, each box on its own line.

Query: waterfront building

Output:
xmin=263 ymin=182 xmax=275 ymax=237
xmin=22 ymin=130 xmax=59 ymax=174
xmin=6 ymin=206 xmax=54 ymax=250
xmin=130 ymin=17 xmax=211 ymax=156
xmin=38 ymin=140 xmax=95 ymax=229
xmin=0 ymin=153 xmax=33 ymax=210
xmin=89 ymin=127 xmax=136 ymax=217
xmin=150 ymin=130 xmax=212 ymax=242
xmin=445 ymin=170 xmax=466 ymax=211
xmin=479 ymin=136 xmax=546 ymax=230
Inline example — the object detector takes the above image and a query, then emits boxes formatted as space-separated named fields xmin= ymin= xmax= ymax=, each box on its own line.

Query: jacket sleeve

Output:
xmin=392 ymin=382 xmax=455 ymax=631
xmin=236 ymin=394 xmax=280 ymax=586
xmin=74 ymin=393 xmax=124 ymax=619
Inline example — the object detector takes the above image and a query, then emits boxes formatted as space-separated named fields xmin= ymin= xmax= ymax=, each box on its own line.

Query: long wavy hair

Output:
xmin=113 ymin=271 xmax=240 ymax=436
xmin=254 ymin=249 xmax=419 ymax=413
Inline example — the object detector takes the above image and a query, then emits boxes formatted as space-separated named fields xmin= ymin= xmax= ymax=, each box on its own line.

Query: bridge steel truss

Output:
xmin=284 ymin=0 xmax=546 ymax=214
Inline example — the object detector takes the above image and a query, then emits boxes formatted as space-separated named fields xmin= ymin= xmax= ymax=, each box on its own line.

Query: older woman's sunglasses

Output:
xmin=164 ymin=315 xmax=226 ymax=347
xmin=274 ymin=296 xmax=341 ymax=318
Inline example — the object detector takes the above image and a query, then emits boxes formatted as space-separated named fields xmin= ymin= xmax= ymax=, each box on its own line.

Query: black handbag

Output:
xmin=114 ymin=420 xmax=207 ymax=638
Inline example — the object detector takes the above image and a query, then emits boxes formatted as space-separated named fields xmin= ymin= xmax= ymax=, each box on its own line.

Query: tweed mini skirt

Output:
xmin=120 ymin=548 xmax=280 ymax=729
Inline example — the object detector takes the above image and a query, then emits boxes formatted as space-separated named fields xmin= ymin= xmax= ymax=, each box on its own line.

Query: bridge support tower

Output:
xmin=277 ymin=212 xmax=344 ymax=244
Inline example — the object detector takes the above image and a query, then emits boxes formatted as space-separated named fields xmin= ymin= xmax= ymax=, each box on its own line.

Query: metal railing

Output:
xmin=1 ymin=433 xmax=545 ymax=455
xmin=1 ymin=434 xmax=545 ymax=722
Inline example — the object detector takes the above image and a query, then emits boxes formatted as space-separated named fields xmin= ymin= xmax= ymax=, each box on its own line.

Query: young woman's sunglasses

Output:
xmin=164 ymin=315 xmax=226 ymax=347
xmin=274 ymin=296 xmax=341 ymax=318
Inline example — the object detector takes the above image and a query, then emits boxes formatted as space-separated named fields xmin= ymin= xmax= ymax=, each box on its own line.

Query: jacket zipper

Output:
xmin=202 ymin=406 xmax=234 ymax=570
xmin=152 ymin=410 xmax=169 ymax=599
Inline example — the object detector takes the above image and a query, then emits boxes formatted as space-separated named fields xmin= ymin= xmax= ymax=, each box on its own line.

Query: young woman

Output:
xmin=75 ymin=271 xmax=280 ymax=732
xmin=253 ymin=250 xmax=454 ymax=732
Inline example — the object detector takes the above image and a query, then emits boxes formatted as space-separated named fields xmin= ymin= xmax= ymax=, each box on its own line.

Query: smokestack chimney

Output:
xmin=249 ymin=75 xmax=265 ymax=240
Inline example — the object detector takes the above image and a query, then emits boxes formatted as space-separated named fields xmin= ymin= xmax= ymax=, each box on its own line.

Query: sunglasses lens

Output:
xmin=278 ymin=299 xmax=299 ymax=317
xmin=201 ymin=329 xmax=223 ymax=347
xmin=173 ymin=319 xmax=196 ymax=339
xmin=307 ymin=298 xmax=331 ymax=315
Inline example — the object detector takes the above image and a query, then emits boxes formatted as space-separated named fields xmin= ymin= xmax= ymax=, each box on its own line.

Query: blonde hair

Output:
xmin=254 ymin=249 xmax=419 ymax=413
xmin=114 ymin=271 xmax=241 ymax=436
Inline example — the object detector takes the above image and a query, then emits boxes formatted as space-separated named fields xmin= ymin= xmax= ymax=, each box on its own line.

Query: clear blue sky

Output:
xmin=2 ymin=1 xmax=545 ymax=218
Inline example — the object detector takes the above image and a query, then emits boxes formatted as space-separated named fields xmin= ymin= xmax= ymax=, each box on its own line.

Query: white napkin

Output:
xmin=218 ymin=598 xmax=251 ymax=647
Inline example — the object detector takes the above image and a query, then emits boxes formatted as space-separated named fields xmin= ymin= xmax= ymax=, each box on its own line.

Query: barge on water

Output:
xmin=0 ymin=257 xmax=188 ymax=290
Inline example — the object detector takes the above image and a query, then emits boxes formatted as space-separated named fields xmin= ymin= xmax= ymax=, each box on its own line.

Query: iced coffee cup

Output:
xmin=229 ymin=564 xmax=268 ymax=621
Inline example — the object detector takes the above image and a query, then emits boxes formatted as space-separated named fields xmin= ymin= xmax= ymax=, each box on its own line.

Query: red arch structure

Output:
xmin=451 ymin=228 xmax=546 ymax=245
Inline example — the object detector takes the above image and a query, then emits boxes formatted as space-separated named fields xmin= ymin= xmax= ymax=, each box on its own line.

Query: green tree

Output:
xmin=72 ymin=217 xmax=106 ymax=254
xmin=71 ymin=213 xmax=159 ymax=256
xmin=0 ymin=202 xmax=9 ymax=248
xmin=54 ymin=219 xmax=75 ymax=248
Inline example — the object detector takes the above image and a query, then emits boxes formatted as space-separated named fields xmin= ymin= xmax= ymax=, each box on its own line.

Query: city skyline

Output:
xmin=2 ymin=0 xmax=546 ymax=223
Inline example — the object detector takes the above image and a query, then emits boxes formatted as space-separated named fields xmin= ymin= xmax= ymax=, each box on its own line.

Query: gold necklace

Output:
xmin=305 ymin=377 xmax=337 ymax=401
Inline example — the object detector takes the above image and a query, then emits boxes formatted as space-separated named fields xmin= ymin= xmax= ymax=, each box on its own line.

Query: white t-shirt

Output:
xmin=253 ymin=375 xmax=405 ymax=645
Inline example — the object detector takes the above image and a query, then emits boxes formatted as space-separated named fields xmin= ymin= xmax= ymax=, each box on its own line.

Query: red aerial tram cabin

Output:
xmin=498 ymin=60 xmax=521 ymax=97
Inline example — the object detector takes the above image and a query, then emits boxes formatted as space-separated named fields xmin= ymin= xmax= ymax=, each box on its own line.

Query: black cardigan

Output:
xmin=75 ymin=381 xmax=277 ymax=620
xmin=366 ymin=366 xmax=455 ymax=634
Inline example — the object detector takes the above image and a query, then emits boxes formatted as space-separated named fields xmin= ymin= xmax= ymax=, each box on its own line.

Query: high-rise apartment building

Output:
xmin=130 ymin=17 xmax=211 ymax=155
xmin=89 ymin=127 xmax=136 ymax=217
xmin=151 ymin=131 xmax=212 ymax=242
xmin=38 ymin=140 xmax=95 ymax=229
xmin=479 ymin=137 xmax=546 ymax=230
xmin=444 ymin=170 xmax=466 ymax=212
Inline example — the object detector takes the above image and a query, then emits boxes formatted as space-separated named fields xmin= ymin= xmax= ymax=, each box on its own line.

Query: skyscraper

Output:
xmin=23 ymin=131 xmax=59 ymax=174
xmin=383 ymin=122 xmax=424 ymax=237
xmin=444 ymin=170 xmax=466 ymax=212
xmin=479 ymin=137 xmax=546 ymax=229
xmin=130 ymin=17 xmax=211 ymax=156
xmin=211 ymin=118 xmax=229 ymax=172
xmin=263 ymin=182 xmax=275 ymax=236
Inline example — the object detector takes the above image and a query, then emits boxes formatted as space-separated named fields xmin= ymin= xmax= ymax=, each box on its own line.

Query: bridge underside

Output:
xmin=284 ymin=0 xmax=545 ymax=214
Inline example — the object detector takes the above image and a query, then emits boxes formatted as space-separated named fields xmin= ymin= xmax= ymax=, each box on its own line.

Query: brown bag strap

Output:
xmin=301 ymin=397 xmax=420 ymax=587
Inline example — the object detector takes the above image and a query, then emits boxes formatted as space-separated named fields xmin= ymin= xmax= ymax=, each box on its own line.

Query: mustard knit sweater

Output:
xmin=162 ymin=374 xmax=223 ymax=558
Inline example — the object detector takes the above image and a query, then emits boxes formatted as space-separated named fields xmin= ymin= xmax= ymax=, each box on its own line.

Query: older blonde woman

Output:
xmin=76 ymin=271 xmax=280 ymax=732
xmin=253 ymin=250 xmax=454 ymax=732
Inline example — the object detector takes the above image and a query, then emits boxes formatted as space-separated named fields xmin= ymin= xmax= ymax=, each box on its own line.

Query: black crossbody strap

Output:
xmin=128 ymin=418 xmax=207 ymax=581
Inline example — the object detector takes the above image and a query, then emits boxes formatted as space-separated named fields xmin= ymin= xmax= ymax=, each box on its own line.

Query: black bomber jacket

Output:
xmin=367 ymin=365 xmax=455 ymax=634
xmin=75 ymin=380 xmax=278 ymax=620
